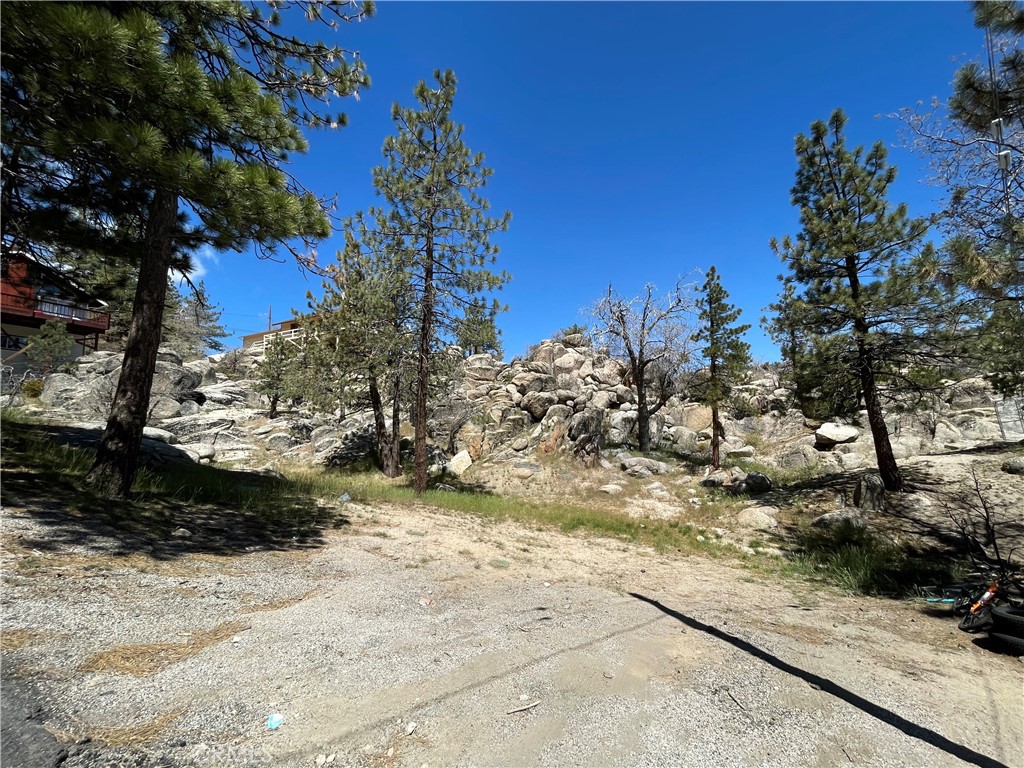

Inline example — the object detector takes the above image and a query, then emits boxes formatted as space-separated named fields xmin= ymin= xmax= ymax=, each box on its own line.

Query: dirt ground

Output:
xmin=2 ymin=491 xmax=1022 ymax=768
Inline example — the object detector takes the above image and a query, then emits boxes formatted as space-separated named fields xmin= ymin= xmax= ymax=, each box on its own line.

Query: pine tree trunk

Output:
xmin=635 ymin=367 xmax=651 ymax=454
xmin=710 ymin=402 xmax=722 ymax=469
xmin=368 ymin=373 xmax=402 ymax=478
xmin=388 ymin=377 xmax=402 ymax=477
xmin=857 ymin=337 xmax=903 ymax=492
xmin=268 ymin=394 xmax=279 ymax=419
xmin=414 ymin=243 xmax=434 ymax=493
xmin=85 ymin=188 xmax=176 ymax=497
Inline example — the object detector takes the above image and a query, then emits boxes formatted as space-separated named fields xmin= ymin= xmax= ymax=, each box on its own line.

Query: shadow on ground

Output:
xmin=1 ymin=421 xmax=350 ymax=559
xmin=629 ymin=592 xmax=1011 ymax=768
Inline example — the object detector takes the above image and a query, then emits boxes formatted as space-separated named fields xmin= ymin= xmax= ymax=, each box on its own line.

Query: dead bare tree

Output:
xmin=590 ymin=281 xmax=696 ymax=453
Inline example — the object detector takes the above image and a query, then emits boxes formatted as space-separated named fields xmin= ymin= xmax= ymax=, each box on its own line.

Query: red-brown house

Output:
xmin=1 ymin=251 xmax=111 ymax=369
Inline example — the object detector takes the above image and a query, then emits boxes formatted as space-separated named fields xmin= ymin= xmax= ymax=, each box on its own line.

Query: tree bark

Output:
xmin=857 ymin=336 xmax=903 ymax=492
xmin=85 ymin=187 xmax=176 ymax=497
xmin=710 ymin=402 xmax=722 ymax=469
xmin=635 ymin=366 xmax=651 ymax=454
xmin=414 ymin=241 xmax=434 ymax=493
xmin=368 ymin=373 xmax=402 ymax=478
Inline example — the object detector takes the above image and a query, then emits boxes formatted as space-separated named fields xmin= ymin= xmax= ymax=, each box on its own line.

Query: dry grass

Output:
xmin=239 ymin=588 xmax=319 ymax=614
xmin=79 ymin=621 xmax=248 ymax=677
xmin=1 ymin=628 xmax=45 ymax=651
xmin=50 ymin=708 xmax=188 ymax=748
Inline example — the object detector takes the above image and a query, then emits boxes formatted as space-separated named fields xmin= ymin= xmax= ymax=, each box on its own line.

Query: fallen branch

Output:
xmin=506 ymin=700 xmax=541 ymax=715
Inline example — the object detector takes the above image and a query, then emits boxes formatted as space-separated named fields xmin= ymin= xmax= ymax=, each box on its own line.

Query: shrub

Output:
xmin=22 ymin=379 xmax=44 ymax=399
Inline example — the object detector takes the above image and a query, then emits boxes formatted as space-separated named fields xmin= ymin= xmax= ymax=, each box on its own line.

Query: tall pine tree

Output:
xmin=771 ymin=109 xmax=942 ymax=492
xmin=2 ymin=2 xmax=372 ymax=495
xmin=695 ymin=267 xmax=751 ymax=470
xmin=366 ymin=70 xmax=510 ymax=493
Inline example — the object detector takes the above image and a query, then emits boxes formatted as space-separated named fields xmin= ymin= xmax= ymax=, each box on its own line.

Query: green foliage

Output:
xmin=895 ymin=2 xmax=1021 ymax=316
xmin=365 ymin=69 xmax=510 ymax=491
xmin=2 ymin=1 xmax=372 ymax=262
xmin=694 ymin=267 xmax=750 ymax=468
xmin=26 ymin=320 xmax=74 ymax=374
xmin=980 ymin=300 xmax=1024 ymax=396
xmin=694 ymin=267 xmax=751 ymax=405
xmin=163 ymin=281 xmax=230 ymax=359
xmin=456 ymin=299 xmax=503 ymax=357
xmin=253 ymin=336 xmax=304 ymax=419
xmin=787 ymin=522 xmax=955 ymax=597
xmin=770 ymin=109 xmax=963 ymax=489
xmin=553 ymin=323 xmax=591 ymax=346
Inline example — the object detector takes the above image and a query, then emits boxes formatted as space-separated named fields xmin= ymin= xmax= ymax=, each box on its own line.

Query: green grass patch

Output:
xmin=777 ymin=520 xmax=957 ymax=597
xmin=291 ymin=467 xmax=721 ymax=556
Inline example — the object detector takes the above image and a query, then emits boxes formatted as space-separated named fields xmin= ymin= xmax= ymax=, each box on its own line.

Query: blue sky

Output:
xmin=194 ymin=1 xmax=986 ymax=361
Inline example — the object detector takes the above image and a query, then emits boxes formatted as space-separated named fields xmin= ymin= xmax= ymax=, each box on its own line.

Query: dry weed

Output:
xmin=79 ymin=621 xmax=248 ymax=677
xmin=239 ymin=588 xmax=319 ymax=614
xmin=1 ymin=628 xmax=44 ymax=650
xmin=53 ymin=708 xmax=187 ymax=748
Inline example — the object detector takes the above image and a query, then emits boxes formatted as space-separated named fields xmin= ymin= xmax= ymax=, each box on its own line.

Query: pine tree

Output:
xmin=771 ymin=109 xmax=943 ymax=492
xmin=366 ymin=70 xmax=510 ymax=493
xmin=895 ymin=1 xmax=1022 ymax=299
xmin=456 ymin=299 xmax=503 ymax=357
xmin=694 ymin=267 xmax=751 ymax=469
xmin=1 ymin=2 xmax=373 ymax=496
xmin=301 ymin=229 xmax=418 ymax=477
xmin=254 ymin=335 xmax=302 ymax=420
xmin=26 ymin=320 xmax=74 ymax=375
xmin=164 ymin=281 xmax=230 ymax=359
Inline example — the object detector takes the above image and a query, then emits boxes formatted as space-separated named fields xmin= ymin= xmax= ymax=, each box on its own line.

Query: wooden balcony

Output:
xmin=1 ymin=290 xmax=110 ymax=333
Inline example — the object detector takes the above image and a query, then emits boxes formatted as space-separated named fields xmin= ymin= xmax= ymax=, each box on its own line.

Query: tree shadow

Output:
xmin=2 ymin=422 xmax=350 ymax=559
xmin=629 ymin=592 xmax=1010 ymax=768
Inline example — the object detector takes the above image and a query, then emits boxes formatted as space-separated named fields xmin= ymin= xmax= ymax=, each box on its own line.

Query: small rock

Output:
xmin=171 ymin=527 xmax=192 ymax=539
xmin=316 ymin=755 xmax=327 ymax=767
xmin=812 ymin=508 xmax=868 ymax=530
xmin=406 ymin=722 xmax=417 ymax=736
xmin=1002 ymin=457 xmax=1024 ymax=476
xmin=598 ymin=484 xmax=623 ymax=495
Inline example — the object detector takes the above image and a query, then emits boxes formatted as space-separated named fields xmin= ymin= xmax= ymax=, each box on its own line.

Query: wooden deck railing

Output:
xmin=1 ymin=290 xmax=111 ymax=331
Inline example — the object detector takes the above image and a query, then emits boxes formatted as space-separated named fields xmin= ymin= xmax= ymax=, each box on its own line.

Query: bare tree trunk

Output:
xmin=635 ymin=367 xmax=651 ymax=454
xmin=85 ymin=188 xmax=176 ymax=497
xmin=414 ymin=242 xmax=434 ymax=493
xmin=857 ymin=336 xmax=902 ymax=491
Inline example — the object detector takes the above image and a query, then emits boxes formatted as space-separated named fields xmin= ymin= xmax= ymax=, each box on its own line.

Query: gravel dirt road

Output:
xmin=1 ymin=499 xmax=1022 ymax=768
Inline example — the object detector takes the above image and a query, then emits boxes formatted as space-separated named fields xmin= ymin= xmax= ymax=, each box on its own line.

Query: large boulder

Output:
xmin=736 ymin=506 xmax=779 ymax=530
xmin=39 ymin=374 xmax=82 ymax=408
xmin=521 ymin=391 xmax=558 ymax=421
xmin=553 ymin=349 xmax=586 ymax=372
xmin=605 ymin=410 xmax=637 ymax=446
xmin=811 ymin=508 xmax=869 ymax=531
xmin=448 ymin=450 xmax=473 ymax=476
xmin=815 ymin=422 xmax=860 ymax=448
xmin=620 ymin=456 xmax=670 ymax=478
xmin=736 ymin=471 xmax=773 ymax=495
xmin=779 ymin=444 xmax=819 ymax=469
xmin=1002 ymin=457 xmax=1024 ymax=476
